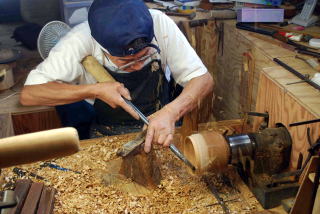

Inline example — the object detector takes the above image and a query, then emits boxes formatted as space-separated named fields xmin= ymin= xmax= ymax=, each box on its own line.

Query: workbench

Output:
xmin=0 ymin=132 xmax=265 ymax=213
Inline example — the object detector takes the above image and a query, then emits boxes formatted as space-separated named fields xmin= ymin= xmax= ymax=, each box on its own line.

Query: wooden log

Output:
xmin=20 ymin=183 xmax=44 ymax=214
xmin=4 ymin=179 xmax=32 ymax=214
xmin=36 ymin=187 xmax=56 ymax=214
xmin=184 ymin=131 xmax=230 ymax=173
xmin=119 ymin=146 xmax=161 ymax=189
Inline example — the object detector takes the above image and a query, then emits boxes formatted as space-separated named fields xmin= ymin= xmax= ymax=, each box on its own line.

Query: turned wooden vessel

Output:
xmin=184 ymin=131 xmax=230 ymax=173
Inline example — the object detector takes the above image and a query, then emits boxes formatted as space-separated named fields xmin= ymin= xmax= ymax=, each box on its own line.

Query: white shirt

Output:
xmin=25 ymin=9 xmax=207 ymax=92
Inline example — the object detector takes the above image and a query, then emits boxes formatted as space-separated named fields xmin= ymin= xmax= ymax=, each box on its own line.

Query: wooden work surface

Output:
xmin=0 ymin=133 xmax=265 ymax=213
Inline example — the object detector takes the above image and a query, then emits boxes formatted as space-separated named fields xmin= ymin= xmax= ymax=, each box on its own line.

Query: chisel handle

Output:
xmin=82 ymin=55 xmax=116 ymax=83
xmin=0 ymin=128 xmax=80 ymax=168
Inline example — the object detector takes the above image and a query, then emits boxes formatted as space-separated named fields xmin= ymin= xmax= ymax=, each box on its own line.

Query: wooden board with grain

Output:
xmin=21 ymin=183 xmax=44 ymax=214
xmin=213 ymin=20 xmax=319 ymax=123
xmin=214 ymin=21 xmax=252 ymax=120
xmin=12 ymin=109 xmax=61 ymax=135
xmin=37 ymin=186 xmax=56 ymax=214
xmin=177 ymin=20 xmax=217 ymax=149
xmin=253 ymin=66 xmax=320 ymax=169
xmin=4 ymin=179 xmax=32 ymax=214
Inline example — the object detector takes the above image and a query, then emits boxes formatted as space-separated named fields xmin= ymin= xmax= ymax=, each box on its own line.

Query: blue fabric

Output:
xmin=55 ymin=101 xmax=95 ymax=140
xmin=88 ymin=0 xmax=154 ymax=57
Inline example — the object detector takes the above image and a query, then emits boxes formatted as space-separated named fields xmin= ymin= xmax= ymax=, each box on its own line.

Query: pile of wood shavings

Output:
xmin=0 ymin=134 xmax=260 ymax=213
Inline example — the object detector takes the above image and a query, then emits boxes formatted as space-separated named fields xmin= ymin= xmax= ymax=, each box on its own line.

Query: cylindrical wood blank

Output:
xmin=184 ymin=131 xmax=230 ymax=173
xmin=0 ymin=127 xmax=80 ymax=168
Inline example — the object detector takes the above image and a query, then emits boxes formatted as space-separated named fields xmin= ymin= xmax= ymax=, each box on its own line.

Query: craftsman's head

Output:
xmin=88 ymin=0 xmax=159 ymax=58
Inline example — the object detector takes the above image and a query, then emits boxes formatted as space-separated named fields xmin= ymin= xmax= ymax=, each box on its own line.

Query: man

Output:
xmin=20 ymin=0 xmax=213 ymax=153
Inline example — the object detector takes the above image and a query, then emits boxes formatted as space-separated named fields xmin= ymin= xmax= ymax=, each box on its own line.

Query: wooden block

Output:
xmin=20 ymin=183 xmax=44 ymax=214
xmin=4 ymin=179 xmax=32 ymax=214
xmin=119 ymin=146 xmax=161 ymax=189
xmin=101 ymin=158 xmax=151 ymax=196
xmin=37 ymin=187 xmax=56 ymax=214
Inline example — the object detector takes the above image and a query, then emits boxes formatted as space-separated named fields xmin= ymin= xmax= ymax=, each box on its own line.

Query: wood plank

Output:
xmin=20 ymin=183 xmax=44 ymax=214
xmin=263 ymin=67 xmax=319 ymax=117
xmin=214 ymin=21 xmax=252 ymax=120
xmin=253 ymin=72 xmax=284 ymax=129
xmin=6 ymin=179 xmax=32 ymax=214
xmin=291 ymin=156 xmax=320 ymax=214
xmin=36 ymin=187 xmax=56 ymax=214
xmin=177 ymin=20 xmax=216 ymax=150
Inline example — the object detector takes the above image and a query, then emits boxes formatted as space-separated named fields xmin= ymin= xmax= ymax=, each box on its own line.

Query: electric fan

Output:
xmin=37 ymin=21 xmax=71 ymax=59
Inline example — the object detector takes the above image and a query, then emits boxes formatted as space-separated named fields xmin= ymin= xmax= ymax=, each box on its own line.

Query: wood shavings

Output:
xmin=0 ymin=134 xmax=261 ymax=213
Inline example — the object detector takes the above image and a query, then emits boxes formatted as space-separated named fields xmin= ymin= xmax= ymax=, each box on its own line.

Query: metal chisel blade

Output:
xmin=117 ymin=130 xmax=147 ymax=157
xmin=121 ymin=99 xmax=196 ymax=170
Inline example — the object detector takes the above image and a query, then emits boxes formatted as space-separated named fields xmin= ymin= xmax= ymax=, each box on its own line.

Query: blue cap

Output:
xmin=88 ymin=0 xmax=156 ymax=57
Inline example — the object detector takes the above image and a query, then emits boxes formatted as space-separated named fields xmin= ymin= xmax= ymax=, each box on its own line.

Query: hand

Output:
xmin=144 ymin=105 xmax=179 ymax=153
xmin=94 ymin=82 xmax=139 ymax=120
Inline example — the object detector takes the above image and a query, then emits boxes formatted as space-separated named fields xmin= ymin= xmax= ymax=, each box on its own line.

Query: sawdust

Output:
xmin=0 ymin=134 xmax=261 ymax=213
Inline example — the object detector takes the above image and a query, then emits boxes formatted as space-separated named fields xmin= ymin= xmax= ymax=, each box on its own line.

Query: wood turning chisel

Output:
xmin=82 ymin=56 xmax=196 ymax=171
xmin=121 ymin=101 xmax=196 ymax=171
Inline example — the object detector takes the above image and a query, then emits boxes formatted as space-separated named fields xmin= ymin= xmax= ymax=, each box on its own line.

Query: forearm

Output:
xmin=167 ymin=72 xmax=214 ymax=121
xmin=20 ymin=82 xmax=96 ymax=106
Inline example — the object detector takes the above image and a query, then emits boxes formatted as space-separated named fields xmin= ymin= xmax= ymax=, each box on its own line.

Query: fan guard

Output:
xmin=37 ymin=21 xmax=71 ymax=59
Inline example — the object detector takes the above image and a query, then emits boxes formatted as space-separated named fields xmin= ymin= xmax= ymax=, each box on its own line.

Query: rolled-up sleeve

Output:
xmin=25 ymin=22 xmax=94 ymax=85
xmin=152 ymin=10 xmax=208 ymax=87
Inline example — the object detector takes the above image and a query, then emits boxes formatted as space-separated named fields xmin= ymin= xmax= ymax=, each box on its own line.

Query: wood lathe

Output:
xmin=185 ymin=122 xmax=298 ymax=209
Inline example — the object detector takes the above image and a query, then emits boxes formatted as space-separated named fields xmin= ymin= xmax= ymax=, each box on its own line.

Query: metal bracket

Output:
xmin=0 ymin=190 xmax=17 ymax=209
xmin=247 ymin=111 xmax=269 ymax=130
